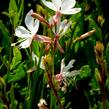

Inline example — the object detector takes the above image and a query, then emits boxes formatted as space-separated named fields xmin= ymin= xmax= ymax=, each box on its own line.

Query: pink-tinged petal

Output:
xmin=55 ymin=74 xmax=63 ymax=82
xmin=56 ymin=41 xmax=64 ymax=53
xmin=33 ymin=34 xmax=51 ymax=43
xmin=53 ymin=11 xmax=61 ymax=24
xmin=61 ymin=0 xmax=76 ymax=12
xmin=52 ymin=0 xmax=62 ymax=10
xmin=19 ymin=38 xmax=32 ymax=48
xmin=42 ymin=0 xmax=57 ymax=11
xmin=15 ymin=26 xmax=31 ymax=38
xmin=25 ymin=9 xmax=35 ymax=34
xmin=61 ymin=8 xmax=81 ymax=15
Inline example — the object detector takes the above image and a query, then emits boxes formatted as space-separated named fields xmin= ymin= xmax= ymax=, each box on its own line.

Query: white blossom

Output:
xmin=42 ymin=0 xmax=81 ymax=15
xmin=55 ymin=58 xmax=80 ymax=84
xmin=15 ymin=9 xmax=39 ymax=48
xmin=52 ymin=19 xmax=72 ymax=36
xmin=38 ymin=98 xmax=47 ymax=107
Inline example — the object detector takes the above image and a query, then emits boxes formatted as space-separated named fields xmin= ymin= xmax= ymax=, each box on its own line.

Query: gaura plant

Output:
xmin=1 ymin=0 xmax=109 ymax=109
xmin=11 ymin=0 xmax=82 ymax=108
xmin=10 ymin=0 xmax=96 ymax=109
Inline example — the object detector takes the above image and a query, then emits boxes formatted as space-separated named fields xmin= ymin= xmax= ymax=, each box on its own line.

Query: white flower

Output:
xmin=51 ymin=19 xmax=72 ymax=53
xmin=53 ymin=19 xmax=72 ymax=36
xmin=42 ymin=0 xmax=81 ymax=15
xmin=15 ymin=9 xmax=39 ymax=48
xmin=55 ymin=58 xmax=80 ymax=84
xmin=38 ymin=98 xmax=47 ymax=107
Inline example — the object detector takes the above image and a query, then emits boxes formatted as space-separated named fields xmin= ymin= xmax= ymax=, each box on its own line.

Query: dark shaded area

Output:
xmin=0 ymin=0 xmax=9 ymax=19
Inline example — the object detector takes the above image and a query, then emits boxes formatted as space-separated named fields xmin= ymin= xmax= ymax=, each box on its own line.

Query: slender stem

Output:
xmin=46 ymin=72 xmax=64 ymax=109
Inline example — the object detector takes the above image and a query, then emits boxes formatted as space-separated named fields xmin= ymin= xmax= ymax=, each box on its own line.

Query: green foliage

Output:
xmin=0 ymin=103 xmax=4 ymax=109
xmin=6 ymin=64 xmax=26 ymax=83
xmin=11 ymin=47 xmax=22 ymax=70
xmin=2 ymin=0 xmax=24 ymax=28
xmin=10 ymin=84 xmax=18 ymax=109
xmin=0 ymin=20 xmax=10 ymax=58
xmin=50 ymin=91 xmax=58 ymax=109
xmin=0 ymin=0 xmax=109 ymax=109
xmin=86 ymin=16 xmax=102 ymax=41
xmin=79 ymin=65 xmax=91 ymax=79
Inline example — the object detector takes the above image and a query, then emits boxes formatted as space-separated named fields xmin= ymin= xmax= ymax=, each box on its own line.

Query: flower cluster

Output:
xmin=55 ymin=58 xmax=80 ymax=85
xmin=12 ymin=0 xmax=81 ymax=50
xmin=12 ymin=0 xmax=81 ymax=92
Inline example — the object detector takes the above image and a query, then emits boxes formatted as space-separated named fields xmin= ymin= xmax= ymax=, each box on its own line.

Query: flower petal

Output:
xmin=40 ymin=56 xmax=45 ymax=70
xmin=61 ymin=21 xmax=72 ymax=35
xmin=65 ymin=70 xmax=80 ymax=77
xmin=25 ymin=9 xmax=35 ymax=34
xmin=52 ymin=0 xmax=62 ymax=10
xmin=58 ymin=19 xmax=67 ymax=34
xmin=61 ymin=0 xmax=76 ymax=11
xmin=32 ymin=19 xmax=40 ymax=34
xmin=61 ymin=8 xmax=81 ymax=15
xmin=19 ymin=38 xmax=32 ymax=48
xmin=15 ymin=26 xmax=31 ymax=38
xmin=61 ymin=58 xmax=65 ymax=73
xmin=32 ymin=52 xmax=39 ymax=63
xmin=63 ymin=59 xmax=75 ymax=72
xmin=42 ymin=0 xmax=57 ymax=11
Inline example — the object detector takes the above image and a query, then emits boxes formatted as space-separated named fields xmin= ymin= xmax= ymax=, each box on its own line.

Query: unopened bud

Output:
xmin=73 ymin=29 xmax=96 ymax=42
xmin=94 ymin=41 xmax=104 ymax=64
xmin=97 ymin=15 xmax=105 ymax=27
xmin=31 ymin=13 xmax=49 ymax=27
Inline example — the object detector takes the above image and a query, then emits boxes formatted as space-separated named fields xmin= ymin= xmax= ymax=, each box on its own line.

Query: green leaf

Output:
xmin=17 ymin=0 xmax=24 ymax=25
xmin=10 ymin=84 xmax=18 ymax=109
xmin=89 ymin=77 xmax=100 ymax=91
xmin=73 ymin=17 xmax=84 ymax=39
xmin=105 ymin=75 xmax=109 ymax=91
xmin=0 ymin=102 xmax=4 ymax=109
xmin=86 ymin=16 xmax=102 ymax=41
xmin=79 ymin=65 xmax=91 ymax=79
xmin=9 ymin=0 xmax=17 ymax=15
xmin=0 ymin=20 xmax=11 ymax=58
xmin=11 ymin=47 xmax=22 ymax=70
xmin=7 ymin=64 xmax=26 ymax=83
xmin=32 ymin=41 xmax=40 ymax=57
xmin=50 ymin=91 xmax=58 ymax=109
xmin=9 ymin=0 xmax=24 ymax=28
